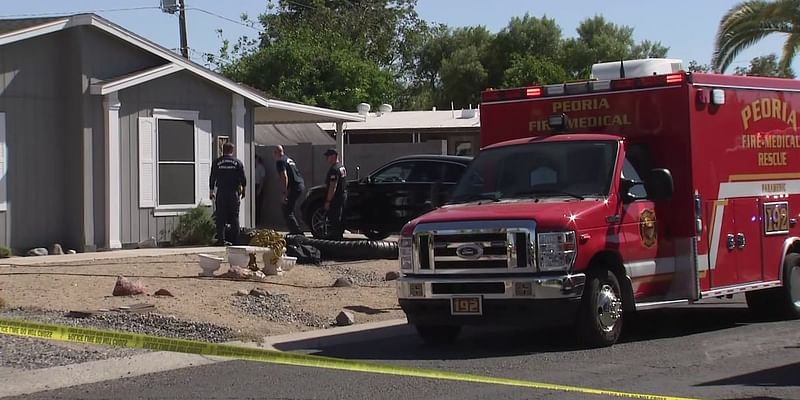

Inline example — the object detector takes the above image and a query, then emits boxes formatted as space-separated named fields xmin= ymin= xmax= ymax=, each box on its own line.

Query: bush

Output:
xmin=171 ymin=205 xmax=216 ymax=246
xmin=0 ymin=246 xmax=11 ymax=258
xmin=0 ymin=295 xmax=5 ymax=309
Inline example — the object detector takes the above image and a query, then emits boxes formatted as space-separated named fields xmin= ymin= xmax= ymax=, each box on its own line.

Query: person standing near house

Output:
xmin=209 ymin=142 xmax=246 ymax=246
xmin=323 ymin=148 xmax=347 ymax=239
xmin=273 ymin=145 xmax=305 ymax=235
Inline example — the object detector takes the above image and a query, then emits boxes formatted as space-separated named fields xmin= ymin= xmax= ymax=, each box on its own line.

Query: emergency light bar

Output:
xmin=481 ymin=72 xmax=685 ymax=103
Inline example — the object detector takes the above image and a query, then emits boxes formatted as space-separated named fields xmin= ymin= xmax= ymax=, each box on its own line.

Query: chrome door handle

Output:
xmin=726 ymin=234 xmax=735 ymax=250
xmin=736 ymin=233 xmax=746 ymax=249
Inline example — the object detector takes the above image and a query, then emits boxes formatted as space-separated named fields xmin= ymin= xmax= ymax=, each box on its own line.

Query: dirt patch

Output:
xmin=0 ymin=253 xmax=404 ymax=339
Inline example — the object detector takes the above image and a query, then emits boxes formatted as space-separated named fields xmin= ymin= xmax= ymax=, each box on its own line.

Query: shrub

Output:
xmin=0 ymin=246 xmax=11 ymax=258
xmin=171 ymin=205 xmax=216 ymax=246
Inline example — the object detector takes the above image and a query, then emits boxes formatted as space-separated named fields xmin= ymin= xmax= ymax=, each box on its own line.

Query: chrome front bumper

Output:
xmin=397 ymin=273 xmax=586 ymax=300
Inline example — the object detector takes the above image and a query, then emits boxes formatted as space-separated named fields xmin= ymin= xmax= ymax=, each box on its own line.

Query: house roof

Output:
xmin=317 ymin=109 xmax=481 ymax=133
xmin=255 ymin=124 xmax=335 ymax=146
xmin=0 ymin=13 xmax=364 ymax=125
xmin=0 ymin=16 xmax=66 ymax=35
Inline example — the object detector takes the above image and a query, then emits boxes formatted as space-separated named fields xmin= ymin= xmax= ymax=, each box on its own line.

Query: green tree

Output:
xmin=687 ymin=60 xmax=713 ymax=73
xmin=713 ymin=0 xmax=800 ymax=76
xmin=502 ymin=55 xmax=567 ymax=87
xmin=211 ymin=0 xmax=426 ymax=110
xmin=439 ymin=46 xmax=488 ymax=108
xmin=485 ymin=14 xmax=562 ymax=86
xmin=734 ymin=54 xmax=796 ymax=77
xmin=560 ymin=16 xmax=669 ymax=79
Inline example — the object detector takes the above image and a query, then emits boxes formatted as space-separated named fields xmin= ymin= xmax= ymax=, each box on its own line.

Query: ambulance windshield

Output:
xmin=449 ymin=140 xmax=618 ymax=203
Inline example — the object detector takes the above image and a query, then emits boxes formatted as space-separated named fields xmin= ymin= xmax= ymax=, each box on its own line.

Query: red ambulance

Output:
xmin=397 ymin=58 xmax=800 ymax=347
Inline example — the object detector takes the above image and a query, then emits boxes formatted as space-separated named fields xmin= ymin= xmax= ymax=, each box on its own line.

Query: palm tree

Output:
xmin=713 ymin=0 xmax=800 ymax=76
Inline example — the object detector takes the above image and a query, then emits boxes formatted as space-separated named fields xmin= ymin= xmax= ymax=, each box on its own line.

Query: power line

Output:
xmin=186 ymin=7 xmax=262 ymax=32
xmin=0 ymin=6 xmax=161 ymax=18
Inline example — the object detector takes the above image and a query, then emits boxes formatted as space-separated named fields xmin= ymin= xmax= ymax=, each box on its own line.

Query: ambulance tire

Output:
xmin=414 ymin=324 xmax=461 ymax=345
xmin=577 ymin=269 xmax=624 ymax=348
xmin=777 ymin=253 xmax=800 ymax=319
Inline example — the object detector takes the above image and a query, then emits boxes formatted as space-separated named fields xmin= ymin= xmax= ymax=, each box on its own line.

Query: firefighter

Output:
xmin=273 ymin=145 xmax=306 ymax=235
xmin=323 ymin=148 xmax=347 ymax=239
xmin=209 ymin=142 xmax=247 ymax=246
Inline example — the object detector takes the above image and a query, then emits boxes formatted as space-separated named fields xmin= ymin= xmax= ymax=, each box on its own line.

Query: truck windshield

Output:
xmin=449 ymin=140 xmax=618 ymax=203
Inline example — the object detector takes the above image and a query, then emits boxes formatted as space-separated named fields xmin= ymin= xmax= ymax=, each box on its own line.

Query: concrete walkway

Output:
xmin=0 ymin=246 xmax=224 ymax=266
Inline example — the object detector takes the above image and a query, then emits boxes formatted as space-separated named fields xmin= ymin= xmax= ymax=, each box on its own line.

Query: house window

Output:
xmin=157 ymin=119 xmax=195 ymax=205
xmin=138 ymin=109 xmax=212 ymax=212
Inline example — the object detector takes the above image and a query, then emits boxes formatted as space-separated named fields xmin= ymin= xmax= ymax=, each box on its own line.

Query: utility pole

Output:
xmin=178 ymin=0 xmax=188 ymax=59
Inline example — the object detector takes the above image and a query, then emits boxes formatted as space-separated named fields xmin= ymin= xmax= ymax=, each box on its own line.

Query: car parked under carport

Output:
xmin=300 ymin=154 xmax=472 ymax=240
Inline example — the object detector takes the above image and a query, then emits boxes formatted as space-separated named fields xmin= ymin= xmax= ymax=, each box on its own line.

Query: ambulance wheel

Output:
xmin=777 ymin=253 xmax=800 ymax=319
xmin=414 ymin=325 xmax=461 ymax=345
xmin=577 ymin=269 xmax=624 ymax=347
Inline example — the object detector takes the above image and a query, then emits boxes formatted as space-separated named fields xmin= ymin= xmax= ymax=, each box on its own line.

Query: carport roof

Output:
xmin=0 ymin=13 xmax=365 ymax=125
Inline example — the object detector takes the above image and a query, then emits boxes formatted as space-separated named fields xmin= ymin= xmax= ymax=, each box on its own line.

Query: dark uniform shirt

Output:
xmin=210 ymin=155 xmax=246 ymax=197
xmin=276 ymin=155 xmax=305 ymax=191
xmin=326 ymin=162 xmax=347 ymax=198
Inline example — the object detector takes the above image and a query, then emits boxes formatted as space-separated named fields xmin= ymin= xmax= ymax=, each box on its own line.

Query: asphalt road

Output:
xmin=8 ymin=298 xmax=800 ymax=400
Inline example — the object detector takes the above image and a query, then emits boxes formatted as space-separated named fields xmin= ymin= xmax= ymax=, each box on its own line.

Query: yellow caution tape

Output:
xmin=0 ymin=318 xmax=700 ymax=400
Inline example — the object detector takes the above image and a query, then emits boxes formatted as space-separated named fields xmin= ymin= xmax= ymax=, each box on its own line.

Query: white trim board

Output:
xmin=90 ymin=64 xmax=184 ymax=95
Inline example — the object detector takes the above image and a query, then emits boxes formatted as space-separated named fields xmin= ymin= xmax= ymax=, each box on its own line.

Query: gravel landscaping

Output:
xmin=317 ymin=261 xmax=387 ymax=286
xmin=231 ymin=293 xmax=332 ymax=328
xmin=0 ymin=334 xmax=141 ymax=370
xmin=0 ymin=254 xmax=403 ymax=370
xmin=0 ymin=307 xmax=236 ymax=342
xmin=0 ymin=307 xmax=238 ymax=370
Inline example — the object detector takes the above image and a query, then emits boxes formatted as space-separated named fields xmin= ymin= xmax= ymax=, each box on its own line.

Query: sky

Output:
xmin=0 ymin=1 xmax=793 ymax=73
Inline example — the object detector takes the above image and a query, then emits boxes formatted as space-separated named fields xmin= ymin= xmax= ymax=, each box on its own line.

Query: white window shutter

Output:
xmin=0 ymin=113 xmax=6 ymax=212
xmin=196 ymin=119 xmax=212 ymax=206
xmin=137 ymin=117 xmax=156 ymax=208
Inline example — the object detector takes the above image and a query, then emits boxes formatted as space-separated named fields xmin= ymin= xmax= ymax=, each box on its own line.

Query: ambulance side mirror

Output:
xmin=645 ymin=168 xmax=674 ymax=201
xmin=620 ymin=178 xmax=646 ymax=203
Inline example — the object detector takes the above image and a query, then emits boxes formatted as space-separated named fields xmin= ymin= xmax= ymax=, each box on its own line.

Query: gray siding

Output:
xmin=0 ymin=23 xmax=257 ymax=250
xmin=73 ymin=26 xmax=164 ymax=249
xmin=0 ymin=31 xmax=72 ymax=252
xmin=118 ymin=70 xmax=245 ymax=245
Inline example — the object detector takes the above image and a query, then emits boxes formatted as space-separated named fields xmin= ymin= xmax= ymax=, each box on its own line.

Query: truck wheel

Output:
xmin=777 ymin=253 xmax=800 ymax=319
xmin=578 ymin=269 xmax=624 ymax=347
xmin=309 ymin=204 xmax=343 ymax=239
xmin=414 ymin=325 xmax=461 ymax=345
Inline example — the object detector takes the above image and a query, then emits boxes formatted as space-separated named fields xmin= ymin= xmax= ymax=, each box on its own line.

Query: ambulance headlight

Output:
xmin=399 ymin=237 xmax=413 ymax=271
xmin=537 ymin=231 xmax=577 ymax=272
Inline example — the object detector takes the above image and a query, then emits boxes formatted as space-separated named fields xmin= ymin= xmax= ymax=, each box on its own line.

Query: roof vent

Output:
xmin=378 ymin=104 xmax=392 ymax=113
xmin=590 ymin=58 xmax=684 ymax=80
xmin=356 ymin=103 xmax=371 ymax=115
xmin=459 ymin=109 xmax=476 ymax=119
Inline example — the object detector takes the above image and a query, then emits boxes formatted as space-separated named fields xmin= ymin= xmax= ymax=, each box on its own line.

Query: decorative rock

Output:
xmin=138 ymin=237 xmax=157 ymax=249
xmin=235 ymin=289 xmax=249 ymax=296
xmin=112 ymin=276 xmax=146 ymax=296
xmin=248 ymin=288 xmax=270 ymax=298
xmin=335 ymin=311 xmax=355 ymax=326
xmin=385 ymin=271 xmax=401 ymax=281
xmin=27 ymin=248 xmax=48 ymax=257
xmin=67 ymin=250 xmax=77 ymax=254
xmin=153 ymin=289 xmax=174 ymax=297
xmin=51 ymin=244 xmax=64 ymax=255
xmin=332 ymin=277 xmax=354 ymax=288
